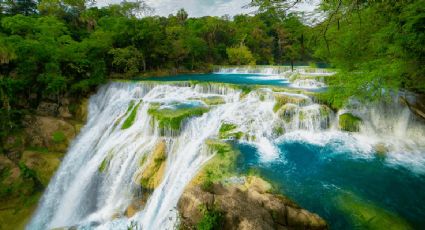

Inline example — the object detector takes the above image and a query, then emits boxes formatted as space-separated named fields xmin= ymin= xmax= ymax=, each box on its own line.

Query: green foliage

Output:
xmin=109 ymin=46 xmax=144 ymax=77
xmin=313 ymin=0 xmax=425 ymax=104
xmin=51 ymin=131 xmax=66 ymax=143
xmin=18 ymin=162 xmax=37 ymax=180
xmin=197 ymin=205 xmax=223 ymax=230
xmin=226 ymin=45 xmax=256 ymax=65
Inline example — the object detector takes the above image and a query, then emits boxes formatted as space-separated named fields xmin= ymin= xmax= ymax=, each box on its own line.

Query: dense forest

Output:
xmin=0 ymin=0 xmax=424 ymax=146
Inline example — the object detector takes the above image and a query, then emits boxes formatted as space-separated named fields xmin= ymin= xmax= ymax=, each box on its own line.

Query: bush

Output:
xmin=197 ymin=205 xmax=223 ymax=230
xmin=52 ymin=131 xmax=66 ymax=143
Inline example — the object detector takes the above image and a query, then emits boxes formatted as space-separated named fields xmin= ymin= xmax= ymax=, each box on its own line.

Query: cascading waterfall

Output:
xmin=27 ymin=76 xmax=425 ymax=229
xmin=214 ymin=66 xmax=333 ymax=89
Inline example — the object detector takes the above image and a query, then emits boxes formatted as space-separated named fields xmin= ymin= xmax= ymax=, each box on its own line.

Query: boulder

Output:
xmin=178 ymin=177 xmax=327 ymax=230
xmin=374 ymin=143 xmax=388 ymax=158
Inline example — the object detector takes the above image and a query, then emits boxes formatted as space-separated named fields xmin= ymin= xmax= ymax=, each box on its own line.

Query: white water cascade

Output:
xmin=214 ymin=66 xmax=333 ymax=89
xmin=27 ymin=80 xmax=425 ymax=230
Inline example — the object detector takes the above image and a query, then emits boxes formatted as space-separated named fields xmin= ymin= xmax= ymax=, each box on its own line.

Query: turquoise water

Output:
xmin=236 ymin=141 xmax=425 ymax=229
xmin=140 ymin=73 xmax=291 ymax=86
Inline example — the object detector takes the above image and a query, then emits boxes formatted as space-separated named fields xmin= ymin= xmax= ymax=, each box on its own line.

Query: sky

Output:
xmin=97 ymin=0 xmax=319 ymax=18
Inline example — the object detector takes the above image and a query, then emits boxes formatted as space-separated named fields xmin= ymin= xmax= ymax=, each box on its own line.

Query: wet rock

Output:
xmin=400 ymin=93 xmax=425 ymax=121
xmin=137 ymin=140 xmax=167 ymax=190
xmin=178 ymin=177 xmax=327 ymax=230
xmin=374 ymin=143 xmax=388 ymax=157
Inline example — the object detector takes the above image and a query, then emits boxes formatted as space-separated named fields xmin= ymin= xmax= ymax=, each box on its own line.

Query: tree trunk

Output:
xmin=291 ymin=60 xmax=294 ymax=72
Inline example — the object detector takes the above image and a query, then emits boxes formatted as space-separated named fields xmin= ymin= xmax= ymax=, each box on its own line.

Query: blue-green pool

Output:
xmin=141 ymin=73 xmax=290 ymax=86
xmin=236 ymin=140 xmax=425 ymax=229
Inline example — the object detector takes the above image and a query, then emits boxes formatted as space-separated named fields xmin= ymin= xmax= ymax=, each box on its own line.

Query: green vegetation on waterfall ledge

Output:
xmin=190 ymin=139 xmax=238 ymax=192
xmin=148 ymin=104 xmax=209 ymax=131
xmin=218 ymin=123 xmax=243 ymax=140
xmin=339 ymin=113 xmax=362 ymax=132
xmin=121 ymin=101 xmax=142 ymax=130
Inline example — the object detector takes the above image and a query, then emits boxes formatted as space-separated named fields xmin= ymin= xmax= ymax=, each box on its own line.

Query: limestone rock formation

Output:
xmin=178 ymin=176 xmax=327 ymax=230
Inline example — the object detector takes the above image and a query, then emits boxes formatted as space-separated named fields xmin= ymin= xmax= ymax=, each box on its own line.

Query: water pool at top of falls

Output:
xmin=138 ymin=67 xmax=332 ymax=90
xmin=27 ymin=68 xmax=425 ymax=230
xmin=141 ymin=73 xmax=291 ymax=86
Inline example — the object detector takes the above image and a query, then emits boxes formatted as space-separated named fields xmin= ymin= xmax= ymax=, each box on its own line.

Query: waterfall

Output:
xmin=214 ymin=65 xmax=335 ymax=76
xmin=27 ymin=80 xmax=425 ymax=230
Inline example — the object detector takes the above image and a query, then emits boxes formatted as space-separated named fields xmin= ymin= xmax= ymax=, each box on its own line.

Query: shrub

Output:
xmin=197 ymin=205 xmax=223 ymax=230
xmin=52 ymin=131 xmax=66 ymax=143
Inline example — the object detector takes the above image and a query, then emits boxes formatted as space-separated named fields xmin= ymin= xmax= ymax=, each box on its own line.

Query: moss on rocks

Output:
xmin=339 ymin=113 xmax=362 ymax=132
xmin=148 ymin=104 xmax=209 ymax=132
xmin=138 ymin=140 xmax=167 ymax=190
xmin=277 ymin=103 xmax=298 ymax=122
xmin=198 ymin=96 xmax=225 ymax=106
xmin=190 ymin=139 xmax=238 ymax=191
xmin=218 ymin=123 xmax=243 ymax=140
xmin=121 ymin=100 xmax=142 ymax=130
xmin=273 ymin=94 xmax=308 ymax=112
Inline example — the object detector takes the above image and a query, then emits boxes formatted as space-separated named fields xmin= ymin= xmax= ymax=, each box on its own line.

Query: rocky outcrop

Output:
xmin=0 ymin=97 xmax=88 ymax=229
xmin=138 ymin=140 xmax=167 ymax=190
xmin=23 ymin=116 xmax=76 ymax=152
xmin=400 ymin=93 xmax=425 ymax=121
xmin=178 ymin=176 xmax=327 ymax=230
xmin=125 ymin=140 xmax=167 ymax=218
xmin=21 ymin=151 xmax=63 ymax=187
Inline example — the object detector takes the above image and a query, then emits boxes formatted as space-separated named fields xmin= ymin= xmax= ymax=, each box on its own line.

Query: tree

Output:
xmin=226 ymin=44 xmax=256 ymax=65
xmin=4 ymin=0 xmax=37 ymax=16
xmin=176 ymin=8 xmax=188 ymax=24
xmin=109 ymin=46 xmax=143 ymax=77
